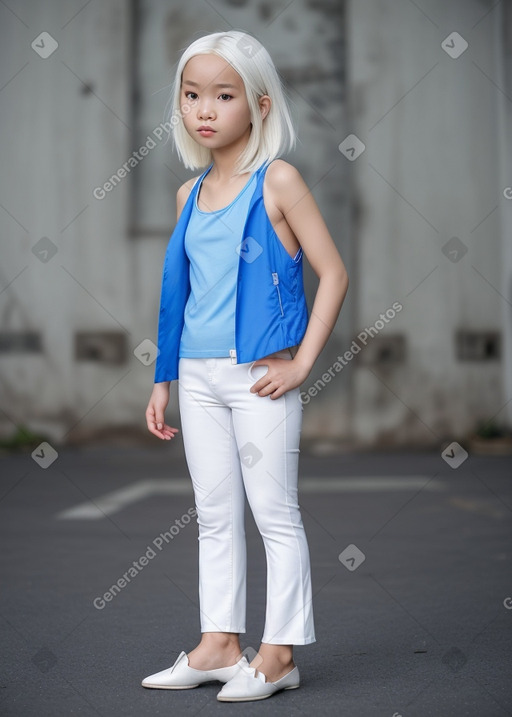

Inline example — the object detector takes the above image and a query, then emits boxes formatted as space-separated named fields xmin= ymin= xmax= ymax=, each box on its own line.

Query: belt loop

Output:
xmin=229 ymin=349 xmax=237 ymax=364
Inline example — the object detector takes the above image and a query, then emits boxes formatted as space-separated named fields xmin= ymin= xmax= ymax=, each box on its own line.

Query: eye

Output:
xmin=219 ymin=93 xmax=232 ymax=101
xmin=184 ymin=91 xmax=198 ymax=100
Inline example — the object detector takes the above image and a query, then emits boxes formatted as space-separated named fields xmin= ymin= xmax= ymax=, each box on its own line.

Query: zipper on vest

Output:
xmin=272 ymin=272 xmax=284 ymax=316
xmin=233 ymin=165 xmax=267 ymax=364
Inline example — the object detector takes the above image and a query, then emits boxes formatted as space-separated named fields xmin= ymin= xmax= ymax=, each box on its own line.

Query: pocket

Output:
xmin=247 ymin=361 xmax=269 ymax=382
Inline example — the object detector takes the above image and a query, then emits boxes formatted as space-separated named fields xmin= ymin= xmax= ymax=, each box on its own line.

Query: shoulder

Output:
xmin=264 ymin=158 xmax=302 ymax=186
xmin=263 ymin=159 xmax=308 ymax=210
xmin=176 ymin=174 xmax=201 ymax=219
xmin=177 ymin=175 xmax=201 ymax=203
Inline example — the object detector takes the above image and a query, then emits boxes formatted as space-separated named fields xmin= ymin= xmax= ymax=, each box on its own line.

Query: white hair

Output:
xmin=164 ymin=30 xmax=296 ymax=175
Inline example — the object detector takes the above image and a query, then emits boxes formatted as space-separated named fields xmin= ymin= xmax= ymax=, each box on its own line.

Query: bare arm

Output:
xmin=250 ymin=161 xmax=349 ymax=398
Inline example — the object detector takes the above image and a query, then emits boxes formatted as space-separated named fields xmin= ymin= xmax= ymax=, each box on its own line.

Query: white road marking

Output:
xmin=56 ymin=476 xmax=445 ymax=520
xmin=301 ymin=477 xmax=445 ymax=492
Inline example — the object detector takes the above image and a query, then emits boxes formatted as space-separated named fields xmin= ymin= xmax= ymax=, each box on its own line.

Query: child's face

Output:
xmin=180 ymin=54 xmax=253 ymax=153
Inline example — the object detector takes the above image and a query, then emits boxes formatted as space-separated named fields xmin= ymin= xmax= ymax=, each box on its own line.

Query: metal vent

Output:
xmin=75 ymin=332 xmax=127 ymax=365
xmin=356 ymin=334 xmax=406 ymax=365
xmin=455 ymin=330 xmax=500 ymax=361
xmin=0 ymin=331 xmax=42 ymax=353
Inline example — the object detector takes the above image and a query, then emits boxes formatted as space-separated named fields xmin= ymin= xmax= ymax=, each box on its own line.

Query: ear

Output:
xmin=259 ymin=95 xmax=271 ymax=121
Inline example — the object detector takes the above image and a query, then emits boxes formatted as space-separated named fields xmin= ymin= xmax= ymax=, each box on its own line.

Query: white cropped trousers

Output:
xmin=177 ymin=348 xmax=316 ymax=645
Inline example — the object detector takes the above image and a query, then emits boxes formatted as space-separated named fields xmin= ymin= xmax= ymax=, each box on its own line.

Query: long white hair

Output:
xmin=164 ymin=30 xmax=296 ymax=175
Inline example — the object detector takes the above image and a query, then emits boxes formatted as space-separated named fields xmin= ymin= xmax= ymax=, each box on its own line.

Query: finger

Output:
xmin=251 ymin=380 xmax=269 ymax=394
xmin=269 ymin=387 xmax=283 ymax=399
xmin=249 ymin=360 xmax=272 ymax=391
xmin=250 ymin=371 xmax=273 ymax=393
xmin=153 ymin=408 xmax=166 ymax=431
xmin=148 ymin=425 xmax=166 ymax=439
xmin=262 ymin=379 xmax=290 ymax=399
xmin=149 ymin=424 xmax=177 ymax=440
xmin=145 ymin=408 xmax=157 ymax=432
xmin=164 ymin=424 xmax=179 ymax=433
xmin=146 ymin=409 xmax=169 ymax=439
xmin=254 ymin=383 xmax=274 ymax=397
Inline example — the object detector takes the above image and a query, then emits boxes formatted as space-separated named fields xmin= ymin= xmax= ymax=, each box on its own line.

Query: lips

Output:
xmin=197 ymin=126 xmax=216 ymax=133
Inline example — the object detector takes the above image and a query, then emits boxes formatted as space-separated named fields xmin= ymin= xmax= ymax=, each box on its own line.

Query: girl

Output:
xmin=143 ymin=30 xmax=348 ymax=702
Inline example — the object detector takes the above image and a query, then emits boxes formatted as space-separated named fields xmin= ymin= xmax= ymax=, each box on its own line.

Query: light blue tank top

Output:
xmin=179 ymin=166 xmax=258 ymax=358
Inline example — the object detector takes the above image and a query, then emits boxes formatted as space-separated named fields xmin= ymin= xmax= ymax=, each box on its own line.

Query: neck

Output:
xmin=209 ymin=127 xmax=252 ymax=181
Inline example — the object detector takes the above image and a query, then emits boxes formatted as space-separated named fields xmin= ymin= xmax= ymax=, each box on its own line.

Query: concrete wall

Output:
xmin=0 ymin=0 xmax=509 ymax=448
xmin=1 ymin=1 xmax=133 ymax=440
xmin=345 ymin=0 xmax=511 ymax=447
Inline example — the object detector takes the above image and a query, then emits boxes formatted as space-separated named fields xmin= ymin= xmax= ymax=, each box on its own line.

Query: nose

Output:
xmin=197 ymin=99 xmax=215 ymax=121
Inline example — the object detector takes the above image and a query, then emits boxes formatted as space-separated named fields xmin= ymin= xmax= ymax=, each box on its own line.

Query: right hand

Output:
xmin=145 ymin=382 xmax=180 ymax=441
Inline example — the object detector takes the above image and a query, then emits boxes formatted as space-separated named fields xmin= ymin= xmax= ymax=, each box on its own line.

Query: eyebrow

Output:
xmin=182 ymin=81 xmax=238 ymax=89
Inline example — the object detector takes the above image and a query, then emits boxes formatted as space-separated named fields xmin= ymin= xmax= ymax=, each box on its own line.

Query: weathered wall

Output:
xmin=345 ymin=0 xmax=511 ymax=447
xmin=0 ymin=0 xmax=509 ymax=448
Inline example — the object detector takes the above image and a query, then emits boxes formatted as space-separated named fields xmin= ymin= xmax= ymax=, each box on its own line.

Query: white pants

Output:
xmin=177 ymin=348 xmax=316 ymax=645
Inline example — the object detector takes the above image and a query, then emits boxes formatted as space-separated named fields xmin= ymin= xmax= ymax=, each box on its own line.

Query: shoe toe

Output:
xmin=141 ymin=651 xmax=200 ymax=689
xmin=217 ymin=664 xmax=300 ymax=702
xmin=141 ymin=667 xmax=192 ymax=688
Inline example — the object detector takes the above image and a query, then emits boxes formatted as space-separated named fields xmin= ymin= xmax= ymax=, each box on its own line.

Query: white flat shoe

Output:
xmin=216 ymin=660 xmax=300 ymax=702
xmin=141 ymin=651 xmax=249 ymax=690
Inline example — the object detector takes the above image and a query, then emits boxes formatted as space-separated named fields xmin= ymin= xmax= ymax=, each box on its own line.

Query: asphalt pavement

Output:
xmin=1 ymin=441 xmax=511 ymax=716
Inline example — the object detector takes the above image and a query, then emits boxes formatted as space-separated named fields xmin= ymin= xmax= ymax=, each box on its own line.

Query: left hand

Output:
xmin=249 ymin=358 xmax=310 ymax=400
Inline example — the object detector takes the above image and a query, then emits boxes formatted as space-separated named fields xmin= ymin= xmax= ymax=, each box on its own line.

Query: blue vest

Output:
xmin=154 ymin=159 xmax=309 ymax=382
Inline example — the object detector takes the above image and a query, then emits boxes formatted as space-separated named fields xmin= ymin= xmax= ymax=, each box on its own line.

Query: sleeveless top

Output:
xmin=154 ymin=159 xmax=309 ymax=383
xmin=179 ymin=166 xmax=258 ymax=357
